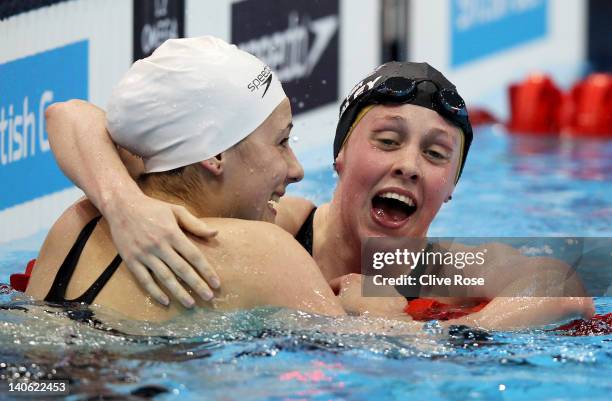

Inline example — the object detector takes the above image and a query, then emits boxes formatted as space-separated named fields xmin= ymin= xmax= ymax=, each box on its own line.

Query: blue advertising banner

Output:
xmin=0 ymin=41 xmax=88 ymax=210
xmin=451 ymin=0 xmax=548 ymax=67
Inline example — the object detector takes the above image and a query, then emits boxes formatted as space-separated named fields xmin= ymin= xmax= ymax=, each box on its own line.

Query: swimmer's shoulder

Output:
xmin=26 ymin=197 xmax=99 ymax=299
xmin=275 ymin=196 xmax=316 ymax=235
xmin=192 ymin=218 xmax=343 ymax=315
xmin=195 ymin=218 xmax=309 ymax=262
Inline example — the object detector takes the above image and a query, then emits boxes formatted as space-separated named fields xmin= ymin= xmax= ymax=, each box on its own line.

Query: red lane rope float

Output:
xmin=505 ymin=72 xmax=612 ymax=137
xmin=9 ymin=259 xmax=35 ymax=292
xmin=561 ymin=73 xmax=612 ymax=137
xmin=507 ymin=73 xmax=563 ymax=135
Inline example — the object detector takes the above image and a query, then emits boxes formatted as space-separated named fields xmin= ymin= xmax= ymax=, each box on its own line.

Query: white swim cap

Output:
xmin=106 ymin=36 xmax=287 ymax=173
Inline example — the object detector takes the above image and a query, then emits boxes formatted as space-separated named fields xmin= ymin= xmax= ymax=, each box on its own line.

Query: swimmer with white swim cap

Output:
xmin=42 ymin=43 xmax=593 ymax=329
xmin=26 ymin=36 xmax=346 ymax=321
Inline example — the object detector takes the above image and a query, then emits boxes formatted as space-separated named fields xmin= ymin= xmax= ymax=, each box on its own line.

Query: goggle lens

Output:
xmin=376 ymin=77 xmax=418 ymax=101
xmin=436 ymin=88 xmax=468 ymax=117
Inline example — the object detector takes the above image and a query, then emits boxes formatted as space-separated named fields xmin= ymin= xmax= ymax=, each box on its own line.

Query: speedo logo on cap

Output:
xmin=248 ymin=65 xmax=273 ymax=98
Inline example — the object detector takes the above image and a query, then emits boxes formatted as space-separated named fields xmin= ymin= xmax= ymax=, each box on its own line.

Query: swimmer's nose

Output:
xmin=393 ymin=149 xmax=421 ymax=182
xmin=393 ymin=167 xmax=419 ymax=182
xmin=286 ymin=149 xmax=304 ymax=184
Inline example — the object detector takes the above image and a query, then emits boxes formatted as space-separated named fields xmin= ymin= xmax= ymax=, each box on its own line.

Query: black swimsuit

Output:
xmin=294 ymin=207 xmax=317 ymax=256
xmin=45 ymin=216 xmax=123 ymax=305
xmin=38 ymin=216 xmax=130 ymax=333
xmin=293 ymin=207 xmax=434 ymax=300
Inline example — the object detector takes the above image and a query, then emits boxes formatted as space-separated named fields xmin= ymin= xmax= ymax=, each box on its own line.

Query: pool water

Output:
xmin=0 ymin=126 xmax=611 ymax=401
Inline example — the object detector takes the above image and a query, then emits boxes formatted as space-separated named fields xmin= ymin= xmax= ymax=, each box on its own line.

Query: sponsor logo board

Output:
xmin=232 ymin=0 xmax=340 ymax=115
xmin=133 ymin=0 xmax=185 ymax=61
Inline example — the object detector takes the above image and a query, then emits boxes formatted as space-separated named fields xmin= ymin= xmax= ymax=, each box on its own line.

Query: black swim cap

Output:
xmin=334 ymin=61 xmax=473 ymax=182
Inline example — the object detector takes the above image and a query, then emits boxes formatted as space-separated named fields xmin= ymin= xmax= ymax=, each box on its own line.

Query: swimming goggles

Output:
xmin=365 ymin=76 xmax=471 ymax=138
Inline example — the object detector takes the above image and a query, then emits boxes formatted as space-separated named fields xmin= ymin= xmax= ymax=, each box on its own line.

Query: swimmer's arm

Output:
xmin=480 ymin=263 xmax=594 ymax=330
xmin=446 ymin=244 xmax=594 ymax=329
xmin=329 ymin=273 xmax=411 ymax=320
xmin=326 ymin=271 xmax=592 ymax=330
xmin=445 ymin=296 xmax=594 ymax=331
xmin=45 ymin=100 xmax=143 ymax=206
xmin=45 ymin=100 xmax=221 ymax=307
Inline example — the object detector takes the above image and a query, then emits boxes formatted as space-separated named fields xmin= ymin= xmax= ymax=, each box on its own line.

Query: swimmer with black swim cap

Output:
xmin=325 ymin=61 xmax=471 ymax=242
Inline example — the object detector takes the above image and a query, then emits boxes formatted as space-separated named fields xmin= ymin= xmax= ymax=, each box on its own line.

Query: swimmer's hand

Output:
xmin=106 ymin=192 xmax=220 ymax=307
xmin=331 ymin=274 xmax=409 ymax=319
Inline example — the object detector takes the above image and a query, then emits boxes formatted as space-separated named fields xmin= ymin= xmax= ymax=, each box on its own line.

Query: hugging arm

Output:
xmin=449 ymin=243 xmax=594 ymax=330
xmin=447 ymin=296 xmax=594 ymax=330
xmin=45 ymin=100 xmax=220 ymax=307
xmin=327 ymin=243 xmax=594 ymax=330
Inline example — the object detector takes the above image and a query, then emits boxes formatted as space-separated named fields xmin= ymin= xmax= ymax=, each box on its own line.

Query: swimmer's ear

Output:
xmin=444 ymin=188 xmax=456 ymax=203
xmin=334 ymin=150 xmax=345 ymax=175
xmin=200 ymin=154 xmax=224 ymax=176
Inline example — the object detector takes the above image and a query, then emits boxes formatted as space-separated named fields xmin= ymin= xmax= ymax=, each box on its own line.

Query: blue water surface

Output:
xmin=0 ymin=126 xmax=611 ymax=400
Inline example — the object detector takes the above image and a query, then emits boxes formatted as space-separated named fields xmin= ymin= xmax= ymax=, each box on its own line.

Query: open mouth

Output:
xmin=371 ymin=191 xmax=417 ymax=228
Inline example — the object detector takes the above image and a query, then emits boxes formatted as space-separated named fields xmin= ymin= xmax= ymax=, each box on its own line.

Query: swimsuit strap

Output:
xmin=295 ymin=207 xmax=317 ymax=256
xmin=45 ymin=216 xmax=102 ymax=303
xmin=69 ymin=254 xmax=123 ymax=304
xmin=45 ymin=216 xmax=123 ymax=305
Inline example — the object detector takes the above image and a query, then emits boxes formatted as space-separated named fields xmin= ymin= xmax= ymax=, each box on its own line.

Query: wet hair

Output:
xmin=137 ymin=164 xmax=204 ymax=204
xmin=136 ymin=133 xmax=255 ymax=208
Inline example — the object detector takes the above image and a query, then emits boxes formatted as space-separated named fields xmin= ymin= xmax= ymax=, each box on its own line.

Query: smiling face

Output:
xmin=333 ymin=103 xmax=463 ymax=239
xmin=220 ymin=98 xmax=304 ymax=222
